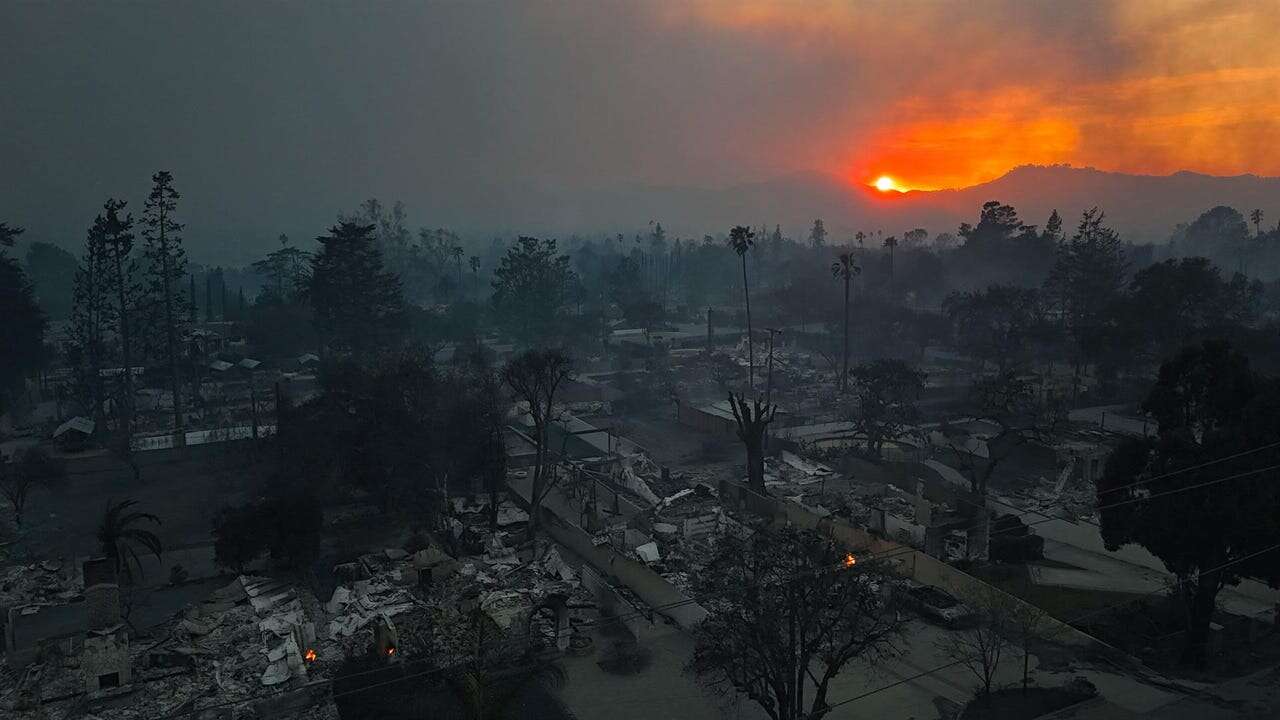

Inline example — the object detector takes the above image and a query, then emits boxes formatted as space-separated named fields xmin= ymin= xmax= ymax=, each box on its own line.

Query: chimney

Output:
xmin=82 ymin=557 xmax=130 ymax=692
xmin=373 ymin=616 xmax=398 ymax=661
xmin=82 ymin=557 xmax=121 ymax=631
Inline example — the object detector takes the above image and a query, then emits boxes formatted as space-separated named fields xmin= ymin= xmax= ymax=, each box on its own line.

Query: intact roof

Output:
xmin=209 ymin=360 xmax=234 ymax=372
xmin=238 ymin=358 xmax=262 ymax=370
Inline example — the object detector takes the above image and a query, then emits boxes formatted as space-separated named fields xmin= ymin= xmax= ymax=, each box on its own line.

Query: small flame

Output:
xmin=386 ymin=646 xmax=397 ymax=657
xmin=844 ymin=553 xmax=857 ymax=568
xmin=304 ymin=648 xmax=317 ymax=662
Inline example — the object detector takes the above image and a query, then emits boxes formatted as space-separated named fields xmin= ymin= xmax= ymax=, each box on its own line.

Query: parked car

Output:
xmin=893 ymin=579 xmax=976 ymax=627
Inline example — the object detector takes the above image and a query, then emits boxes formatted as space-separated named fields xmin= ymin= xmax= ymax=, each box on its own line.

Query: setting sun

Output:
xmin=873 ymin=175 xmax=901 ymax=192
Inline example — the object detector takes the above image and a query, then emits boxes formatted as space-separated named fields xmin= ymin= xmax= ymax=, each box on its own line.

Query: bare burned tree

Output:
xmin=940 ymin=371 xmax=1064 ymax=558
xmin=502 ymin=348 xmax=574 ymax=539
xmin=942 ymin=371 xmax=1063 ymax=498
xmin=689 ymin=527 xmax=903 ymax=720
xmin=728 ymin=392 xmax=775 ymax=494
xmin=0 ymin=448 xmax=64 ymax=528
xmin=937 ymin=585 xmax=1015 ymax=704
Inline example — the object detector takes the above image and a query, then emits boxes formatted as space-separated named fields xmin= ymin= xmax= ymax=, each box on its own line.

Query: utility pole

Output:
xmin=249 ymin=369 xmax=259 ymax=441
xmin=765 ymin=327 xmax=783 ymax=404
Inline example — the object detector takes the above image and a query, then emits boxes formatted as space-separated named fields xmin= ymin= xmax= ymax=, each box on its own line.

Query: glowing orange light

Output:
xmin=844 ymin=553 xmax=857 ymax=568
xmin=304 ymin=648 xmax=317 ymax=663
xmin=872 ymin=175 xmax=900 ymax=192
xmin=386 ymin=646 xmax=397 ymax=657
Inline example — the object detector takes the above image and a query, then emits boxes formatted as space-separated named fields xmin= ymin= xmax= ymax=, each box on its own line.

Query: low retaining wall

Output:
xmin=506 ymin=477 xmax=707 ymax=631
xmin=718 ymin=478 xmax=1101 ymax=648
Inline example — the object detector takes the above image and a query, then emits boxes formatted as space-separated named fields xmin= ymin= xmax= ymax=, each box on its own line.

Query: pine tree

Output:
xmin=1045 ymin=208 xmax=1129 ymax=371
xmin=70 ymin=218 xmax=114 ymax=434
xmin=188 ymin=273 xmax=197 ymax=322
xmin=99 ymin=199 xmax=141 ymax=447
xmin=310 ymin=221 xmax=406 ymax=356
xmin=0 ymin=223 xmax=48 ymax=414
xmin=809 ymin=219 xmax=827 ymax=249
xmin=142 ymin=171 xmax=190 ymax=443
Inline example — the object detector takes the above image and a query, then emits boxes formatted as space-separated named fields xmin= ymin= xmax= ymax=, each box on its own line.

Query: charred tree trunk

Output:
xmin=728 ymin=393 xmax=776 ymax=495
xmin=741 ymin=255 xmax=754 ymax=391
xmin=1181 ymin=575 xmax=1221 ymax=667
xmin=527 ymin=423 xmax=549 ymax=540
xmin=841 ymin=273 xmax=850 ymax=393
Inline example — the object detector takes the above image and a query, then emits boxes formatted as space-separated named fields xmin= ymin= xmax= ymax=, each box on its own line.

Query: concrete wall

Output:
xmin=719 ymin=478 xmax=1102 ymax=648
xmin=60 ymin=437 xmax=269 ymax=481
xmin=507 ymin=476 xmax=707 ymax=630
xmin=580 ymin=565 xmax=656 ymax=642
xmin=676 ymin=402 xmax=737 ymax=437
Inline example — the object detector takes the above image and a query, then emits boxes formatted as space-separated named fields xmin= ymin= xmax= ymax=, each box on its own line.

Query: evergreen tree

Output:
xmin=205 ymin=270 xmax=214 ymax=321
xmin=490 ymin=236 xmax=574 ymax=346
xmin=310 ymin=221 xmax=406 ymax=356
xmin=251 ymin=234 xmax=311 ymax=304
xmin=99 ymin=200 xmax=142 ymax=446
xmin=23 ymin=241 xmax=78 ymax=319
xmin=809 ymin=218 xmax=827 ymax=249
xmin=141 ymin=171 xmax=189 ymax=441
xmin=0 ymin=223 xmax=47 ymax=414
xmin=1045 ymin=208 xmax=1128 ymax=369
xmin=188 ymin=273 xmax=197 ymax=322
xmin=70 ymin=218 xmax=114 ymax=434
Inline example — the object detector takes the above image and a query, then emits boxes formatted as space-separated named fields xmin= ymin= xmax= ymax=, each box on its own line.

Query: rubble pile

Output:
xmin=0 ymin=559 xmax=80 ymax=609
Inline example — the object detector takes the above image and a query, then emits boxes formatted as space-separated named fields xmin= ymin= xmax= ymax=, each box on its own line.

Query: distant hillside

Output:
xmin=516 ymin=165 xmax=1280 ymax=247
xmin=17 ymin=165 xmax=1276 ymax=265
xmin=902 ymin=165 xmax=1280 ymax=245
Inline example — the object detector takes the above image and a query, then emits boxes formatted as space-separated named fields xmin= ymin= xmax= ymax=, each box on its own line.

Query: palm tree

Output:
xmin=882 ymin=234 xmax=898 ymax=295
xmin=728 ymin=225 xmax=757 ymax=391
xmin=468 ymin=255 xmax=481 ymax=299
xmin=452 ymin=246 xmax=465 ymax=299
xmin=831 ymin=252 xmax=862 ymax=392
xmin=1251 ymin=208 xmax=1264 ymax=238
xmin=97 ymin=499 xmax=163 ymax=583
xmin=855 ymin=231 xmax=865 ymax=248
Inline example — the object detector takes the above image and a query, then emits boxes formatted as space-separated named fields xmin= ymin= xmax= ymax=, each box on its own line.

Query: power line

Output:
xmin=1095 ymin=440 xmax=1280 ymax=496
xmin=148 ymin=457 xmax=1280 ymax=719
xmin=814 ymin=539 xmax=1280 ymax=718
xmin=145 ymin=532 xmax=930 ymax=719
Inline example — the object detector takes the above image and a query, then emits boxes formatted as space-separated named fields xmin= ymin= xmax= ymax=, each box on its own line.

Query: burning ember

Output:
xmin=385 ymin=645 xmax=397 ymax=657
xmin=304 ymin=648 xmax=317 ymax=663
xmin=844 ymin=553 xmax=857 ymax=568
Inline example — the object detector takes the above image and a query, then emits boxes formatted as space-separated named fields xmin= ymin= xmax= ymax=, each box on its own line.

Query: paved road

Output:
xmin=1001 ymin=500 xmax=1280 ymax=619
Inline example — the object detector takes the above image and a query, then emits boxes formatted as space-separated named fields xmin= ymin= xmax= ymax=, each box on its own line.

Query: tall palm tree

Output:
xmin=1251 ymin=208 xmax=1264 ymax=238
xmin=468 ymin=255 xmax=481 ymax=299
xmin=831 ymin=252 xmax=862 ymax=393
xmin=882 ymin=234 xmax=898 ymax=295
xmin=97 ymin=499 xmax=163 ymax=583
xmin=452 ymin=246 xmax=465 ymax=299
xmin=728 ymin=225 xmax=757 ymax=391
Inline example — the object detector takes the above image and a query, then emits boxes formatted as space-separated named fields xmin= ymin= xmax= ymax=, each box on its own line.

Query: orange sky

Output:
xmin=654 ymin=0 xmax=1280 ymax=191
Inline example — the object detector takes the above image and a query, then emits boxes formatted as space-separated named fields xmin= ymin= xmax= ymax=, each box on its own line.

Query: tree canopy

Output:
xmin=847 ymin=359 xmax=926 ymax=458
xmin=310 ymin=220 xmax=407 ymax=356
xmin=689 ymin=526 xmax=903 ymax=720
xmin=0 ymin=223 xmax=47 ymax=412
xmin=1098 ymin=341 xmax=1280 ymax=666
xmin=490 ymin=236 xmax=574 ymax=346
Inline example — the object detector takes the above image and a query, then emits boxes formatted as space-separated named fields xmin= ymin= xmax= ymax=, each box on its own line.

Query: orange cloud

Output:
xmin=652 ymin=0 xmax=1280 ymax=189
